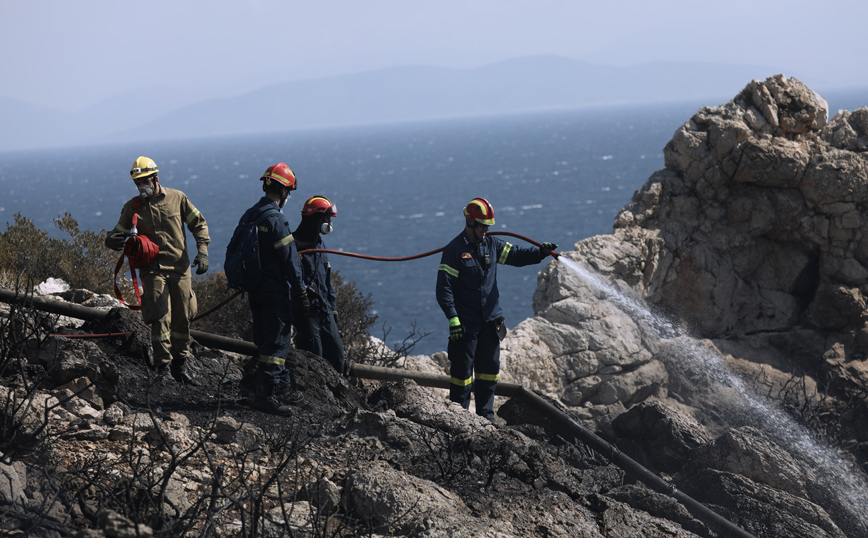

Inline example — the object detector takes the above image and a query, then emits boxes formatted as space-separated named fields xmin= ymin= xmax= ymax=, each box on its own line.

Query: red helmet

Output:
xmin=302 ymin=195 xmax=337 ymax=217
xmin=464 ymin=197 xmax=495 ymax=225
xmin=261 ymin=162 xmax=297 ymax=189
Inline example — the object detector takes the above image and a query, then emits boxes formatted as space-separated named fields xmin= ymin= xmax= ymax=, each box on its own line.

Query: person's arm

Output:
xmin=497 ymin=239 xmax=546 ymax=267
xmin=182 ymin=195 xmax=210 ymax=256
xmin=272 ymin=215 xmax=306 ymax=293
xmin=105 ymin=200 xmax=134 ymax=250
xmin=436 ymin=246 xmax=464 ymax=341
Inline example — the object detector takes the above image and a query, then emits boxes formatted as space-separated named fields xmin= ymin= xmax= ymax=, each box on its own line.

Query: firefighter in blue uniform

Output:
xmin=236 ymin=163 xmax=310 ymax=415
xmin=292 ymin=195 xmax=346 ymax=374
xmin=436 ymin=197 xmax=557 ymax=421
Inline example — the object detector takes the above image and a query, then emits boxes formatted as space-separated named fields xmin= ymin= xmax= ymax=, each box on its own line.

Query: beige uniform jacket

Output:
xmin=111 ymin=187 xmax=210 ymax=274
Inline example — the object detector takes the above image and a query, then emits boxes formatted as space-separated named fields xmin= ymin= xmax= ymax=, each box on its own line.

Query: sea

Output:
xmin=2 ymin=90 xmax=865 ymax=356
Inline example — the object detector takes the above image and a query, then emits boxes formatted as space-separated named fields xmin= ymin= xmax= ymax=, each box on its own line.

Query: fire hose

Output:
xmin=188 ymin=231 xmax=559 ymax=322
xmin=294 ymin=230 xmax=560 ymax=261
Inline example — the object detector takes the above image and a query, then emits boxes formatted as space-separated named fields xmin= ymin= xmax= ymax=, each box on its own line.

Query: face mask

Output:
xmin=138 ymin=185 xmax=155 ymax=199
xmin=320 ymin=222 xmax=333 ymax=234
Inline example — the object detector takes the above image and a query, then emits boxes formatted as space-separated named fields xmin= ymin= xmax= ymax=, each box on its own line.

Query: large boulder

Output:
xmin=500 ymin=75 xmax=868 ymax=537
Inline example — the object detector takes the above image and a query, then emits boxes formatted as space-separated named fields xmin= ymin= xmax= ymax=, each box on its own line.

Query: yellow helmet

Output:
xmin=130 ymin=156 xmax=159 ymax=180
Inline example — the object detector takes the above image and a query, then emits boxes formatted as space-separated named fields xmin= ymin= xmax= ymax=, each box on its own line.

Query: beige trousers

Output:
xmin=141 ymin=271 xmax=197 ymax=367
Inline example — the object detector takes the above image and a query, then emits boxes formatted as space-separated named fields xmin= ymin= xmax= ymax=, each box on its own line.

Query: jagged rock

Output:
xmin=611 ymin=398 xmax=711 ymax=473
xmin=97 ymin=509 xmax=153 ymax=538
xmin=300 ymin=477 xmax=342 ymax=514
xmin=264 ymin=501 xmax=315 ymax=535
xmin=31 ymin=338 xmax=119 ymax=406
xmin=684 ymin=427 xmax=811 ymax=496
xmin=0 ymin=459 xmax=26 ymax=507
xmin=607 ymin=484 xmax=708 ymax=536
xmin=79 ymin=307 xmax=152 ymax=366
xmin=343 ymin=460 xmax=470 ymax=534
xmin=681 ymin=469 xmax=846 ymax=538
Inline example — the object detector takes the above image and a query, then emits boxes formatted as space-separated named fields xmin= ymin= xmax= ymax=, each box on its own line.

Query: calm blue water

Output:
xmin=2 ymin=91 xmax=865 ymax=355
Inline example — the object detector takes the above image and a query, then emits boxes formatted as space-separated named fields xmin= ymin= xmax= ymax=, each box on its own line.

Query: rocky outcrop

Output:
xmin=500 ymin=75 xmax=868 ymax=537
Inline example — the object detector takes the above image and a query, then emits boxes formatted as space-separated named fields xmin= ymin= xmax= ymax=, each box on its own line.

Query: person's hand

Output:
xmin=299 ymin=289 xmax=311 ymax=316
xmin=539 ymin=242 xmax=558 ymax=259
xmin=332 ymin=310 xmax=339 ymax=326
xmin=105 ymin=232 xmax=126 ymax=251
xmin=192 ymin=253 xmax=209 ymax=274
xmin=449 ymin=317 xmax=464 ymax=342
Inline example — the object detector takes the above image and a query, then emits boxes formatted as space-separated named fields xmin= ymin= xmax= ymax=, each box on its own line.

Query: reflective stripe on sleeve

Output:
xmin=439 ymin=264 xmax=459 ymax=278
xmin=114 ymin=224 xmax=132 ymax=234
xmin=497 ymin=242 xmax=513 ymax=264
xmin=185 ymin=208 xmax=201 ymax=224
xmin=274 ymin=234 xmax=295 ymax=249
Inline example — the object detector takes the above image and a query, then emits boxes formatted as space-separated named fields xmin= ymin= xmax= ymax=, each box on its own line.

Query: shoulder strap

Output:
xmin=132 ymin=197 xmax=143 ymax=228
xmin=251 ymin=208 xmax=280 ymax=226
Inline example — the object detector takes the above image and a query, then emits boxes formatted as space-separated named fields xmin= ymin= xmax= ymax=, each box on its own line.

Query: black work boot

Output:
xmin=252 ymin=384 xmax=294 ymax=416
xmin=170 ymin=357 xmax=199 ymax=386
xmin=153 ymin=363 xmax=173 ymax=384
xmin=274 ymin=384 xmax=304 ymax=405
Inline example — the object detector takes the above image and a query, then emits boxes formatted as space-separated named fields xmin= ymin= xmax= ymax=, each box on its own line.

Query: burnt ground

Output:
xmin=69 ymin=307 xmax=367 ymax=432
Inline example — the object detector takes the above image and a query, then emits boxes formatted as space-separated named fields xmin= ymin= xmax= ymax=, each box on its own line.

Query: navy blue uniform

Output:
xmin=293 ymin=235 xmax=346 ymax=373
xmin=237 ymin=198 xmax=306 ymax=388
xmin=436 ymin=231 xmax=543 ymax=416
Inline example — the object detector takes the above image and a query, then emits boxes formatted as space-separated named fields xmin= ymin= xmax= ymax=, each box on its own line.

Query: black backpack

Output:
xmin=224 ymin=208 xmax=280 ymax=292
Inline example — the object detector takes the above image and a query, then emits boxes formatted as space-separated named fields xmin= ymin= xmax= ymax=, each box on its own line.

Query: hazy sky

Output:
xmin=3 ymin=0 xmax=866 ymax=112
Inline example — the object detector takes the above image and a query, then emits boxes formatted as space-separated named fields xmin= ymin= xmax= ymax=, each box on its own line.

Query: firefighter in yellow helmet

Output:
xmin=105 ymin=156 xmax=210 ymax=384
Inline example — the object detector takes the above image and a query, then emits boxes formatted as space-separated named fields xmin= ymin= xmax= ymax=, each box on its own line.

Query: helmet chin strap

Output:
xmin=279 ymin=189 xmax=291 ymax=208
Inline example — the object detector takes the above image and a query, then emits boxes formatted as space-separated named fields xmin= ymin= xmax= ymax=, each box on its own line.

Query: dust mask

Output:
xmin=138 ymin=185 xmax=155 ymax=199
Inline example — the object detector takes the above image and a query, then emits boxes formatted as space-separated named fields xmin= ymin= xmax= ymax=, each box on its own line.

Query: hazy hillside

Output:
xmin=0 ymin=56 xmax=823 ymax=151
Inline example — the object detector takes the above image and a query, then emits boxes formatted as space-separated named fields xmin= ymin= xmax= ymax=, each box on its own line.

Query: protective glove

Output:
xmin=332 ymin=310 xmax=339 ymax=325
xmin=449 ymin=316 xmax=464 ymax=342
xmin=299 ymin=289 xmax=311 ymax=316
xmin=539 ymin=242 xmax=559 ymax=259
xmin=105 ymin=232 xmax=126 ymax=251
xmin=192 ymin=253 xmax=209 ymax=274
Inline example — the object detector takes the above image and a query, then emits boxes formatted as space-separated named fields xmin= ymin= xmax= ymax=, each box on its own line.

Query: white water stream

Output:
xmin=557 ymin=256 xmax=868 ymax=535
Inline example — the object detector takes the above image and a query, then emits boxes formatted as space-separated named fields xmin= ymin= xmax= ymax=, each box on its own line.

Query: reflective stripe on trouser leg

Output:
xmin=250 ymin=295 xmax=294 ymax=389
xmin=473 ymin=324 xmax=501 ymax=417
xmin=142 ymin=271 xmax=194 ymax=365
xmin=447 ymin=326 xmax=480 ymax=410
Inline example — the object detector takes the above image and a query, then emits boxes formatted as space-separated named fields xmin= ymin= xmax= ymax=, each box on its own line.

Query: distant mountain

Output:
xmin=0 ymin=56 xmax=841 ymax=151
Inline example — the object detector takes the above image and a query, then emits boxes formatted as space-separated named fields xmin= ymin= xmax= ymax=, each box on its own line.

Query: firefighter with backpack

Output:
xmin=105 ymin=156 xmax=210 ymax=385
xmin=228 ymin=163 xmax=310 ymax=415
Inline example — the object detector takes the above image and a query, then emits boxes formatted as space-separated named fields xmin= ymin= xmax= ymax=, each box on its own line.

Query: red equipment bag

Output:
xmin=113 ymin=198 xmax=159 ymax=310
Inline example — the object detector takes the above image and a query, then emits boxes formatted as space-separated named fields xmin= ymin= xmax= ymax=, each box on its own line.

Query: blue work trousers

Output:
xmin=294 ymin=307 xmax=346 ymax=374
xmin=250 ymin=294 xmax=294 ymax=389
xmin=447 ymin=321 xmax=500 ymax=417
